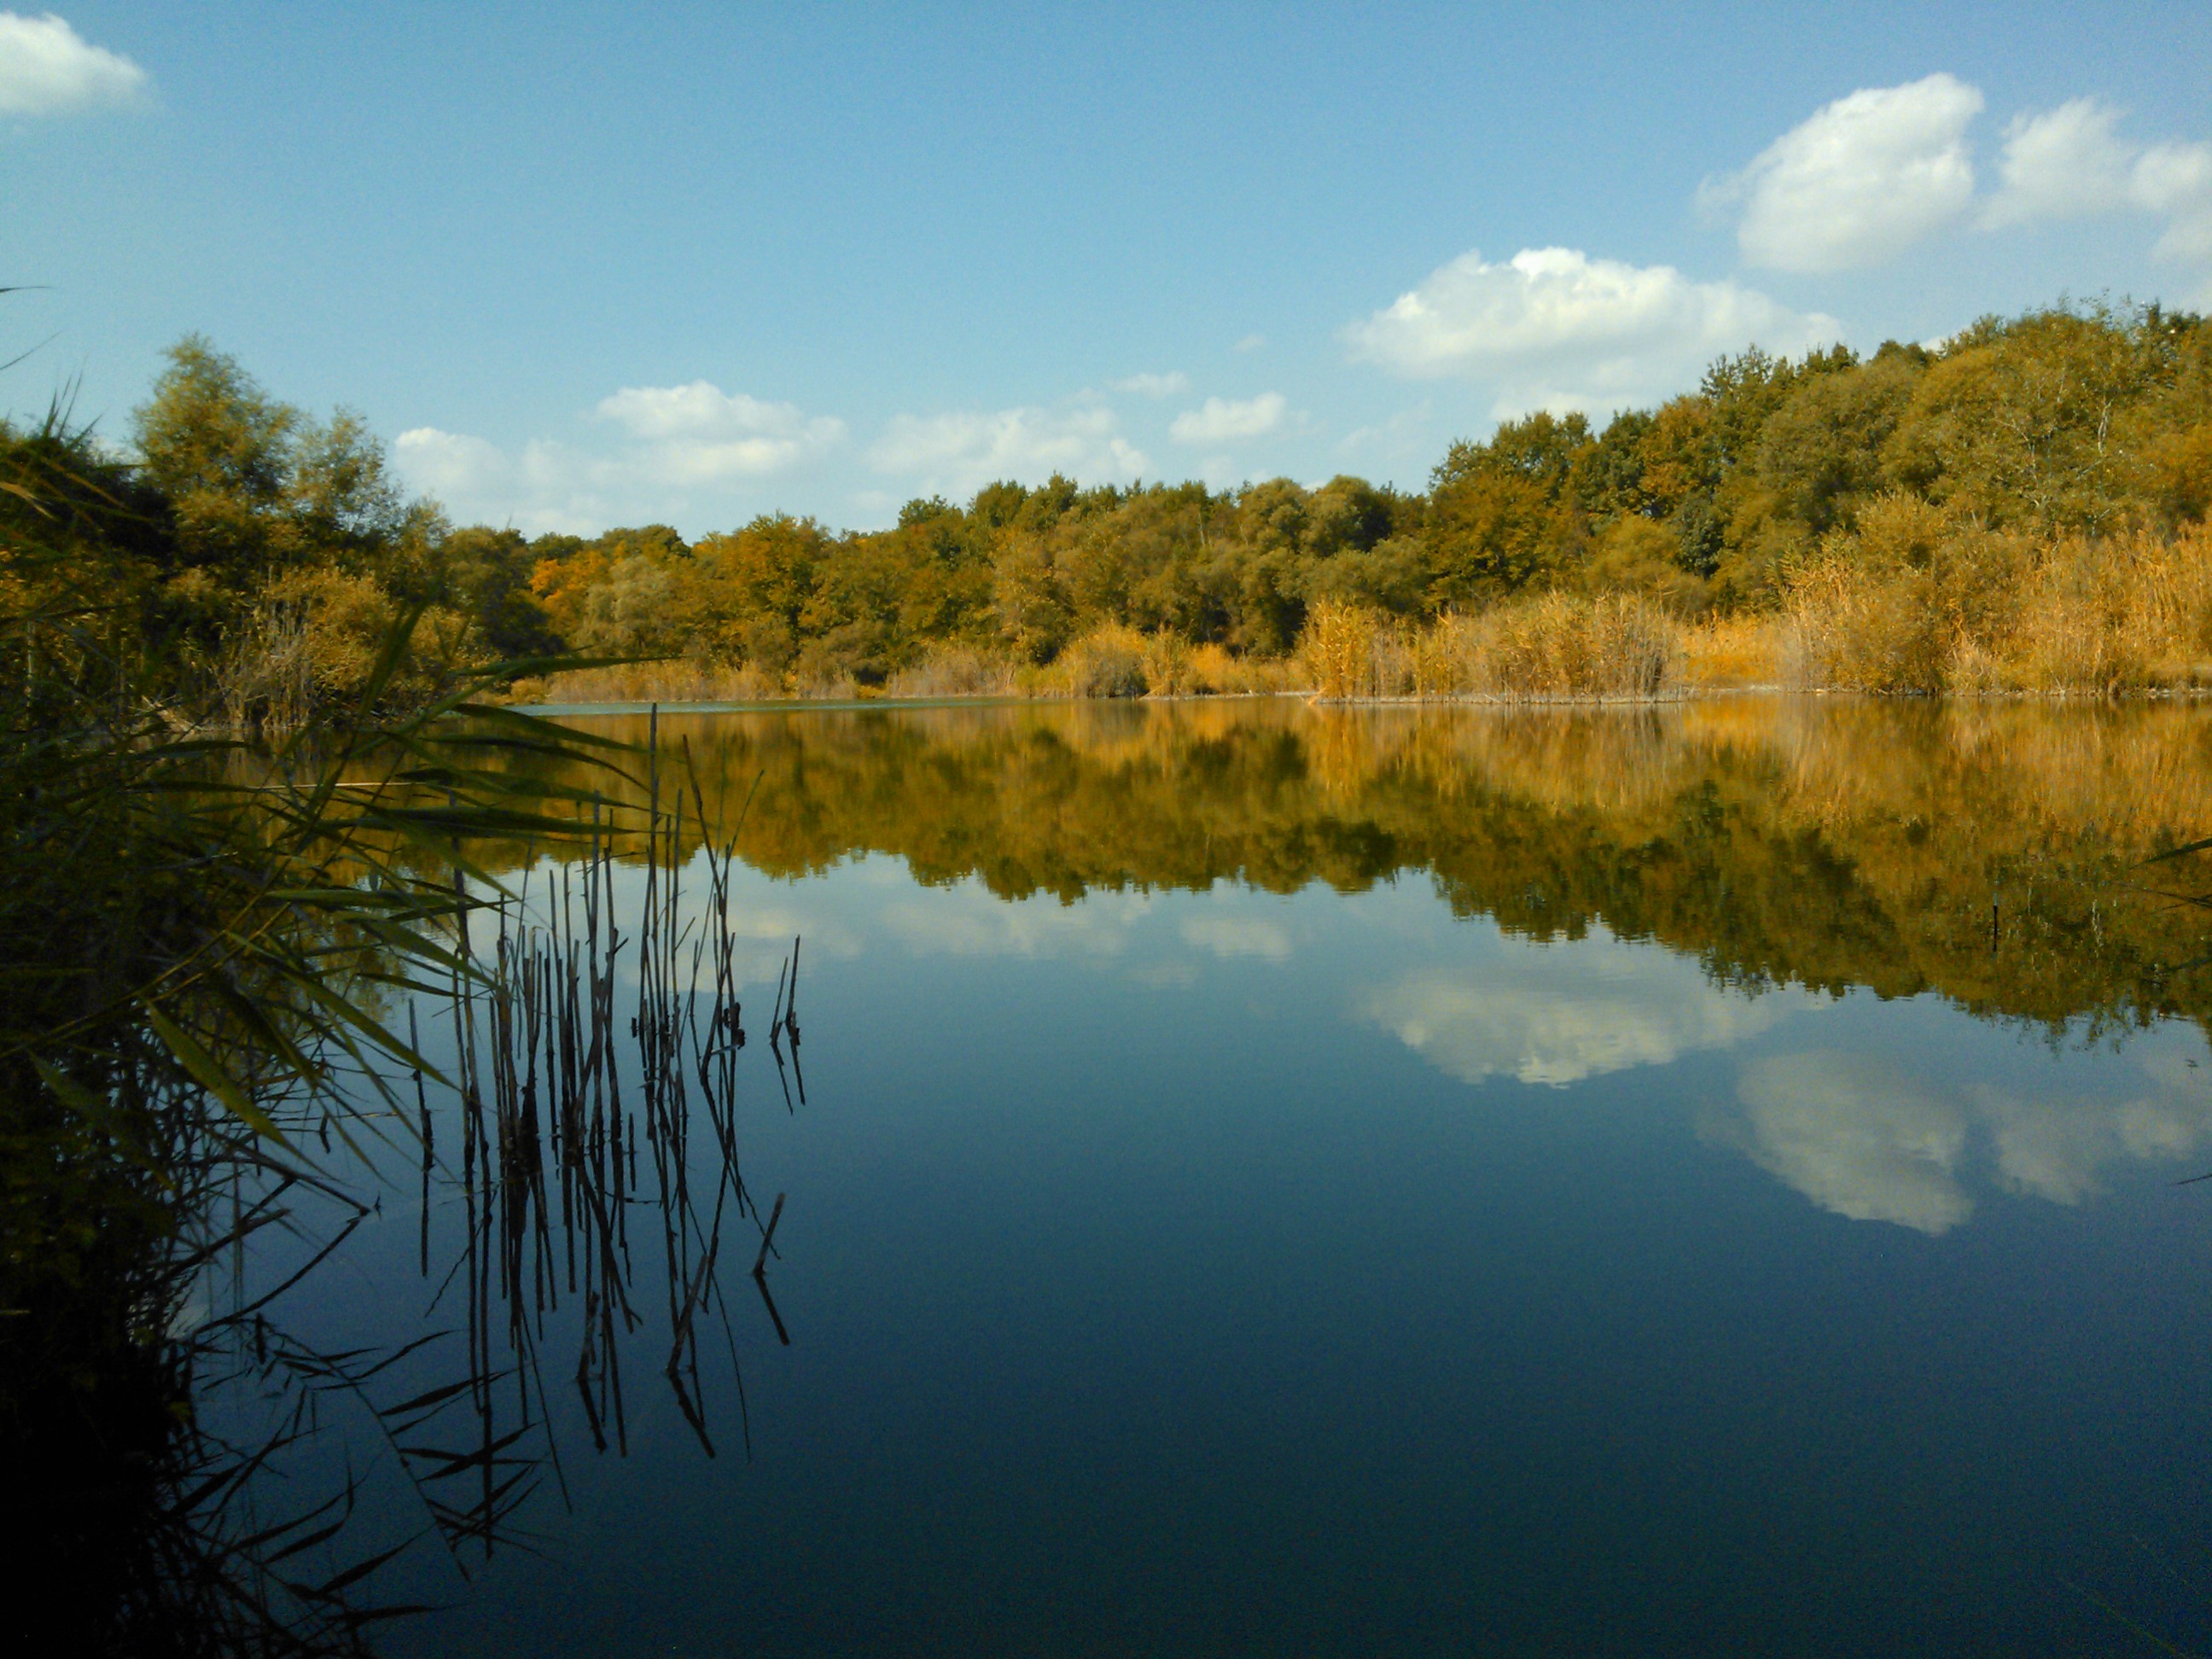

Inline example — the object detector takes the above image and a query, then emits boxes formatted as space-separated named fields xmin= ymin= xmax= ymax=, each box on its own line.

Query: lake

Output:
xmin=250 ymin=696 xmax=2212 ymax=1655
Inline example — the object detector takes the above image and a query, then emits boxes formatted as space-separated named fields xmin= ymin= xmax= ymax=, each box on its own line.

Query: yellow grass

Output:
xmin=1781 ymin=515 xmax=2212 ymax=696
xmin=513 ymin=661 xmax=789 ymax=704
xmin=1678 ymin=615 xmax=1784 ymax=690
xmin=885 ymin=643 xmax=1021 ymax=698
xmin=1297 ymin=591 xmax=1683 ymax=701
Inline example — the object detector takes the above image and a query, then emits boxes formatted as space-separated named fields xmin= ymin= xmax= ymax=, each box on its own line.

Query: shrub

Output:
xmin=1059 ymin=625 xmax=1150 ymax=697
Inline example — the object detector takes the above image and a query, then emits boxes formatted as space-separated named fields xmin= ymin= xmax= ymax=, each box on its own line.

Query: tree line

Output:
xmin=6 ymin=300 xmax=2209 ymax=718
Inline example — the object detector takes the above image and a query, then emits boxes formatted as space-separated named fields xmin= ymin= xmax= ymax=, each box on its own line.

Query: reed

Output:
xmin=1300 ymin=599 xmax=1383 ymax=700
xmin=885 ymin=643 xmax=1021 ymax=698
xmin=1 ymin=416 xmax=744 ymax=1644
xmin=1780 ymin=515 xmax=2212 ymax=696
xmin=516 ymin=659 xmax=787 ymax=704
xmin=429 ymin=717 xmax=798 ymax=1476
xmin=1294 ymin=591 xmax=1683 ymax=701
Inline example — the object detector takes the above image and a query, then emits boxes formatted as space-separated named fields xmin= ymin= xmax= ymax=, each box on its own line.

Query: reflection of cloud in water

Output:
xmin=724 ymin=905 xmax=861 ymax=954
xmin=1364 ymin=934 xmax=1819 ymax=1086
xmin=880 ymin=882 xmax=1157 ymax=958
xmin=1730 ymin=1053 xmax=1973 ymax=1235
xmin=610 ymin=899 xmax=859 ymax=991
xmin=1722 ymin=1045 xmax=2212 ymax=1234
xmin=1129 ymin=959 xmax=1201 ymax=989
xmin=1179 ymin=915 xmax=1292 ymax=961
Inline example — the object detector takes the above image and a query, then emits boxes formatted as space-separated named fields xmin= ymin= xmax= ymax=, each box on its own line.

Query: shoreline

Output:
xmin=514 ymin=683 xmax=2212 ymax=717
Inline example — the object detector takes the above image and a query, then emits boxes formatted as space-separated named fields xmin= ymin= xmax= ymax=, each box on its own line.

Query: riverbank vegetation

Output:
xmin=507 ymin=299 xmax=2212 ymax=703
xmin=9 ymin=298 xmax=2209 ymax=725
xmin=0 ymin=398 xmax=645 ymax=1644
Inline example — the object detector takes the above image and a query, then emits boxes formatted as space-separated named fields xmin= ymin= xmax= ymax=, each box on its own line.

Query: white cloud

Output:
xmin=1705 ymin=73 xmax=1984 ymax=271
xmin=1168 ymin=392 xmax=1286 ymax=445
xmin=868 ymin=404 xmax=1147 ymax=494
xmin=1979 ymin=98 xmax=2134 ymax=228
xmin=1109 ymin=370 xmax=1189 ymax=399
xmin=1235 ymin=334 xmax=1266 ymax=353
xmin=393 ymin=427 xmax=504 ymax=501
xmin=1362 ymin=931 xmax=1820 ymax=1089
xmin=0 ymin=11 xmax=145 ymax=115
xmin=594 ymin=381 xmax=844 ymax=482
xmin=1702 ymin=77 xmax=2211 ymax=283
xmin=391 ymin=381 xmax=842 ymax=530
xmin=1974 ymin=100 xmax=2212 ymax=269
xmin=391 ymin=428 xmax=617 ymax=534
xmin=2132 ymin=140 xmax=2212 ymax=265
xmin=1346 ymin=246 xmax=1839 ymax=417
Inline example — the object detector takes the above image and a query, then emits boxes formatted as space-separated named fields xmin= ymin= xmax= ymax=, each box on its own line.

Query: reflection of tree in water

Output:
xmin=465 ymin=697 xmax=2212 ymax=1039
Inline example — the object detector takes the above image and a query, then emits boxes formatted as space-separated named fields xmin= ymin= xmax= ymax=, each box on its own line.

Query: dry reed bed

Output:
xmin=1781 ymin=517 xmax=2212 ymax=696
xmin=1301 ymin=593 xmax=1680 ymax=701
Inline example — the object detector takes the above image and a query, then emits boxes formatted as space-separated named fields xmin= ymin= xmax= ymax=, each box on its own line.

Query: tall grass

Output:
xmin=517 ymin=660 xmax=791 ymax=703
xmin=1301 ymin=591 xmax=1682 ymax=701
xmin=1782 ymin=510 xmax=2212 ymax=696
xmin=887 ymin=643 xmax=1021 ymax=697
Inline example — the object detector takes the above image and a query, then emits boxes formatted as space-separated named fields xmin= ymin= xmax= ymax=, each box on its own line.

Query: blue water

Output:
xmin=262 ymin=703 xmax=2212 ymax=1655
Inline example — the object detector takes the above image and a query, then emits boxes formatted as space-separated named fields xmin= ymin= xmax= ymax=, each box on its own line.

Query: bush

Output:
xmin=1060 ymin=626 xmax=1150 ymax=697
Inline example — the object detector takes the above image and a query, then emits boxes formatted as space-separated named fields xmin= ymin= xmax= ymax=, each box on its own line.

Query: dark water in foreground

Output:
xmin=268 ymin=698 xmax=2212 ymax=1655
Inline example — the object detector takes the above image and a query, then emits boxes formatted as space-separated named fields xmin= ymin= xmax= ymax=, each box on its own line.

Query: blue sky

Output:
xmin=5 ymin=3 xmax=2209 ymax=534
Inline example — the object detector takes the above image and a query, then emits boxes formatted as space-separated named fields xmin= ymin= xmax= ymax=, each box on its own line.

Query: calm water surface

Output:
xmin=282 ymin=698 xmax=2212 ymax=1655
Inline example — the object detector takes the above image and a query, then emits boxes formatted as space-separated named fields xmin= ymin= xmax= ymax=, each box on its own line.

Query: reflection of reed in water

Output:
xmin=427 ymin=719 xmax=802 ymax=1504
xmin=142 ymin=730 xmax=812 ymax=1646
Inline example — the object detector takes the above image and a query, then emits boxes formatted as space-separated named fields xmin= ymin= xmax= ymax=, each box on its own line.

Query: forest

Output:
xmin=7 ymin=299 xmax=2212 ymax=729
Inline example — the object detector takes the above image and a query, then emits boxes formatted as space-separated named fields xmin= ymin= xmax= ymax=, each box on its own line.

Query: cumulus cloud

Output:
xmin=1361 ymin=933 xmax=1821 ymax=1089
xmin=1978 ymin=98 xmax=2135 ymax=227
xmin=2131 ymin=140 xmax=2212 ymax=265
xmin=0 ymin=11 xmax=145 ymax=115
xmin=1704 ymin=73 xmax=1983 ymax=271
xmin=868 ymin=404 xmax=1146 ymax=494
xmin=1109 ymin=370 xmax=1189 ymax=399
xmin=391 ymin=381 xmax=841 ymax=532
xmin=1346 ymin=246 xmax=1839 ymax=416
xmin=1976 ymin=99 xmax=2212 ymax=266
xmin=594 ymin=381 xmax=844 ymax=483
xmin=1712 ymin=76 xmax=2210 ymax=282
xmin=1168 ymin=392 xmax=1286 ymax=445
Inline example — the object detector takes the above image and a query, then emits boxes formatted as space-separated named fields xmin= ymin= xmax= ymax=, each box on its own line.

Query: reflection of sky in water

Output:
xmin=680 ymin=853 xmax=2212 ymax=1237
xmin=371 ymin=826 xmax=2212 ymax=1656
xmin=1361 ymin=928 xmax=1822 ymax=1086
xmin=1718 ymin=1040 xmax=2212 ymax=1234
